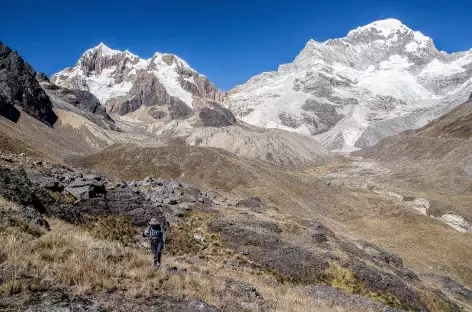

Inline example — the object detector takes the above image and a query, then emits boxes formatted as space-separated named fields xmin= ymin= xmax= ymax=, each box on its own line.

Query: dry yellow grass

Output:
xmin=0 ymin=197 xmax=20 ymax=212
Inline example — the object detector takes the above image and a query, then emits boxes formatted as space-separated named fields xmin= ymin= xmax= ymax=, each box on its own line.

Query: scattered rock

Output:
xmin=312 ymin=230 xmax=328 ymax=243
xmin=17 ymin=290 xmax=104 ymax=312
xmin=83 ymin=174 xmax=102 ymax=181
xmin=163 ymin=198 xmax=179 ymax=205
xmin=224 ymin=259 xmax=240 ymax=268
xmin=167 ymin=266 xmax=188 ymax=274
xmin=357 ymin=241 xmax=404 ymax=269
xmin=439 ymin=276 xmax=472 ymax=303
xmin=236 ymin=196 xmax=262 ymax=209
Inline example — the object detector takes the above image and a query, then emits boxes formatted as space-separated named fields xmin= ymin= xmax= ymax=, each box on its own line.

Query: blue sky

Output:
xmin=1 ymin=0 xmax=471 ymax=90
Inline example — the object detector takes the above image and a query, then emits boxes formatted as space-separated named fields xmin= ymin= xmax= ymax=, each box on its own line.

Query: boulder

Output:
xmin=312 ymin=230 xmax=328 ymax=243
xmin=65 ymin=180 xmax=105 ymax=200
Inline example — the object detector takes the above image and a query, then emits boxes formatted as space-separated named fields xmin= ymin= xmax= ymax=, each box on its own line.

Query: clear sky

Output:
xmin=1 ymin=0 xmax=471 ymax=90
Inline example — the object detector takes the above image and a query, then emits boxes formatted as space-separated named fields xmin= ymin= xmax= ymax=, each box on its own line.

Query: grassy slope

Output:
xmin=69 ymin=144 xmax=472 ymax=308
xmin=0 ymin=197 xmax=364 ymax=312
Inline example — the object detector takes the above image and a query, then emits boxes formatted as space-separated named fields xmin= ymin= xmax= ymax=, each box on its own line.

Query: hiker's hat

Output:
xmin=149 ymin=218 xmax=159 ymax=225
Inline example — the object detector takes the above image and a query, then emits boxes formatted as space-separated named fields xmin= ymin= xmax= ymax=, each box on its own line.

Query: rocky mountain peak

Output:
xmin=347 ymin=18 xmax=411 ymax=39
xmin=79 ymin=42 xmax=123 ymax=60
xmin=53 ymin=43 xmax=227 ymax=124
xmin=0 ymin=41 xmax=57 ymax=126
xmin=345 ymin=19 xmax=434 ymax=56
xmin=226 ymin=19 xmax=472 ymax=150
xmin=76 ymin=43 xmax=136 ymax=76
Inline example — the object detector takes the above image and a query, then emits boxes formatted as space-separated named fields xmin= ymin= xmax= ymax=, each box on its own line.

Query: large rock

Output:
xmin=199 ymin=103 xmax=236 ymax=127
xmin=236 ymin=196 xmax=262 ymax=209
xmin=65 ymin=179 xmax=106 ymax=200
xmin=0 ymin=41 xmax=57 ymax=125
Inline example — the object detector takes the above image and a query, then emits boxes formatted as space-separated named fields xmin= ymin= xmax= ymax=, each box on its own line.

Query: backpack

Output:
xmin=149 ymin=227 xmax=162 ymax=245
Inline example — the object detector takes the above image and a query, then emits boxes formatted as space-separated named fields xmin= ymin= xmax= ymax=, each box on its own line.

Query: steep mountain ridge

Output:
xmin=226 ymin=19 xmax=472 ymax=150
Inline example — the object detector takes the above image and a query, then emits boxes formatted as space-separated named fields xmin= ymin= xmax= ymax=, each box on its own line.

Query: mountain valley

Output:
xmin=1 ymin=18 xmax=472 ymax=312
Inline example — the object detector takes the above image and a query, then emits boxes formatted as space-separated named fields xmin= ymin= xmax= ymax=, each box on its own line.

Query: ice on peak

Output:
xmin=348 ymin=18 xmax=410 ymax=37
xmin=123 ymin=49 xmax=139 ymax=59
xmin=81 ymin=42 xmax=122 ymax=58
xmin=94 ymin=42 xmax=120 ymax=55
xmin=97 ymin=42 xmax=109 ymax=49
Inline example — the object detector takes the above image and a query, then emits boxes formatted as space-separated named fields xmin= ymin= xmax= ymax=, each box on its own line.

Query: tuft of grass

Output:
xmin=166 ymin=211 xmax=222 ymax=257
xmin=48 ymin=191 xmax=76 ymax=204
xmin=87 ymin=215 xmax=139 ymax=246
xmin=0 ymin=280 xmax=22 ymax=294
xmin=0 ymin=197 xmax=20 ymax=212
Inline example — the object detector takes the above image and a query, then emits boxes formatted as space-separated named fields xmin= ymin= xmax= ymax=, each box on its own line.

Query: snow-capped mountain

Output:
xmin=52 ymin=43 xmax=225 ymax=122
xmin=225 ymin=18 xmax=472 ymax=150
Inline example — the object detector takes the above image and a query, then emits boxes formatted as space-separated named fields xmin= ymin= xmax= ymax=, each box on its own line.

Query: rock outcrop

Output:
xmin=108 ymin=71 xmax=193 ymax=121
xmin=0 ymin=42 xmax=57 ymax=125
xmin=198 ymin=102 xmax=236 ymax=127
xmin=38 ymin=75 xmax=119 ymax=131
xmin=0 ymin=161 xmax=216 ymax=227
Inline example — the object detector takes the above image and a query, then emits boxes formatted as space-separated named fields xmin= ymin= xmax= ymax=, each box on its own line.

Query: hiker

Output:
xmin=142 ymin=218 xmax=165 ymax=268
